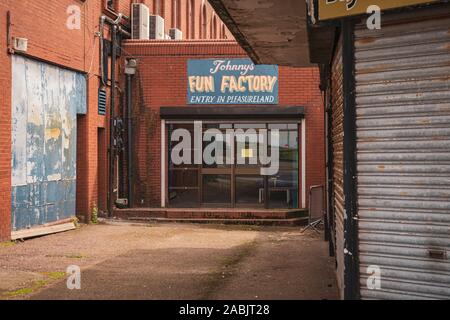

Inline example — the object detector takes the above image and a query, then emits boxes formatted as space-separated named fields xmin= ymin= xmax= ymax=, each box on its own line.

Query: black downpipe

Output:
xmin=126 ymin=74 xmax=134 ymax=208
xmin=108 ymin=25 xmax=117 ymax=217
xmin=342 ymin=19 xmax=359 ymax=300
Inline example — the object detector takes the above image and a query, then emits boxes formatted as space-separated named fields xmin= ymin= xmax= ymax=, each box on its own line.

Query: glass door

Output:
xmin=200 ymin=123 xmax=233 ymax=207
xmin=233 ymin=123 xmax=267 ymax=208
xmin=267 ymin=124 xmax=299 ymax=209
xmin=167 ymin=123 xmax=201 ymax=207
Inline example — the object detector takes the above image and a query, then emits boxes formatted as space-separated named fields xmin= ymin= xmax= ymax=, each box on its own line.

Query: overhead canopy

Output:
xmin=209 ymin=0 xmax=441 ymax=67
xmin=208 ymin=0 xmax=315 ymax=67
xmin=160 ymin=106 xmax=305 ymax=119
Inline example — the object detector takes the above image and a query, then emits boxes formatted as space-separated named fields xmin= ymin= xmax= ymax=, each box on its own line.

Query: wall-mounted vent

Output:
xmin=13 ymin=37 xmax=28 ymax=52
xmin=98 ymin=89 xmax=107 ymax=115
xmin=132 ymin=3 xmax=150 ymax=40
xmin=169 ymin=28 xmax=183 ymax=40
xmin=149 ymin=15 xmax=165 ymax=39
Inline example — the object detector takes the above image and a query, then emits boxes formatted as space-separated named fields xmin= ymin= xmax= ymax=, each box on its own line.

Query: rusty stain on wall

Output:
xmin=46 ymin=128 xmax=61 ymax=140
xmin=11 ymin=56 xmax=86 ymax=231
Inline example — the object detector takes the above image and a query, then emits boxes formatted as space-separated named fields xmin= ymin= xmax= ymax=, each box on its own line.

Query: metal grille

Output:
xmin=355 ymin=11 xmax=450 ymax=299
xmin=98 ymin=89 xmax=107 ymax=115
xmin=331 ymin=37 xmax=345 ymax=299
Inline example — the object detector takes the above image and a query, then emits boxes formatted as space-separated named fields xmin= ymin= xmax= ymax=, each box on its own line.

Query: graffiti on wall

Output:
xmin=11 ymin=55 xmax=86 ymax=231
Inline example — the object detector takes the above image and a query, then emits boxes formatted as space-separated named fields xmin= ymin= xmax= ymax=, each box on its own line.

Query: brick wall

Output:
xmin=137 ymin=0 xmax=233 ymax=39
xmin=278 ymin=67 xmax=326 ymax=206
xmin=0 ymin=0 xmax=108 ymax=238
xmin=0 ymin=0 xmax=235 ymax=239
xmin=0 ymin=2 xmax=12 ymax=241
xmin=123 ymin=40 xmax=325 ymax=208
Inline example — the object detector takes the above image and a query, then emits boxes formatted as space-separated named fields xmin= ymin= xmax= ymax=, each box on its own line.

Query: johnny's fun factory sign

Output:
xmin=187 ymin=59 xmax=279 ymax=105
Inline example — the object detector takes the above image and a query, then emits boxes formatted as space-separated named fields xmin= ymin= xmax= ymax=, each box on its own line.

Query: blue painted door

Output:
xmin=11 ymin=56 xmax=86 ymax=231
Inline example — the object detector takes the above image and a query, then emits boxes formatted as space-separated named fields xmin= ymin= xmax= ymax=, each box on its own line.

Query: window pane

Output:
xmin=268 ymin=123 xmax=288 ymax=130
xmin=279 ymin=130 xmax=298 ymax=150
xmin=269 ymin=190 xmax=291 ymax=209
xmin=268 ymin=170 xmax=298 ymax=188
xmin=279 ymin=149 xmax=298 ymax=170
xmin=169 ymin=189 xmax=199 ymax=208
xmin=203 ymin=123 xmax=232 ymax=168
xmin=235 ymin=176 xmax=264 ymax=205
xmin=234 ymin=123 xmax=266 ymax=129
xmin=235 ymin=128 xmax=262 ymax=168
xmin=202 ymin=175 xmax=231 ymax=204
xmin=268 ymin=170 xmax=298 ymax=209
xmin=168 ymin=123 xmax=199 ymax=168
xmin=169 ymin=169 xmax=198 ymax=188
xmin=279 ymin=130 xmax=298 ymax=170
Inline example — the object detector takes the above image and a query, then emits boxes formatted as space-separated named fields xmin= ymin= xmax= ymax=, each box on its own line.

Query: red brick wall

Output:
xmin=0 ymin=0 xmax=110 ymax=237
xmin=278 ymin=67 xmax=326 ymax=206
xmin=0 ymin=2 xmax=12 ymax=241
xmin=123 ymin=40 xmax=325 ymax=208
xmin=0 ymin=0 xmax=236 ymax=239
xmin=137 ymin=0 xmax=233 ymax=39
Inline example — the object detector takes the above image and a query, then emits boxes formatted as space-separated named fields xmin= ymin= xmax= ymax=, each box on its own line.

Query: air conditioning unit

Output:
xmin=131 ymin=3 xmax=150 ymax=40
xmin=149 ymin=15 xmax=165 ymax=40
xmin=169 ymin=28 xmax=183 ymax=40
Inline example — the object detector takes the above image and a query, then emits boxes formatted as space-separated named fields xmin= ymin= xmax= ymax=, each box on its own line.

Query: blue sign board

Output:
xmin=187 ymin=58 xmax=278 ymax=105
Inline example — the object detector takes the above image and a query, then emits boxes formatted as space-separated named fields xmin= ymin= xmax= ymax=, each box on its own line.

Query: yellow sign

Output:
xmin=241 ymin=149 xmax=254 ymax=158
xmin=318 ymin=0 xmax=438 ymax=20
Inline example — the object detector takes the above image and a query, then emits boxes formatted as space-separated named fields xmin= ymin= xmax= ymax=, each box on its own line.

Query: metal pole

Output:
xmin=108 ymin=25 xmax=117 ymax=217
xmin=126 ymin=73 xmax=134 ymax=207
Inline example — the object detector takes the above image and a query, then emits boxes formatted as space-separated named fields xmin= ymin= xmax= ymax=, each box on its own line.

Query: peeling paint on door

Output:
xmin=11 ymin=56 xmax=86 ymax=231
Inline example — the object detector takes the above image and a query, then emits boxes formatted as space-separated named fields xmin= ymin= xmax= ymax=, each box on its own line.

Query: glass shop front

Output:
xmin=166 ymin=120 xmax=301 ymax=209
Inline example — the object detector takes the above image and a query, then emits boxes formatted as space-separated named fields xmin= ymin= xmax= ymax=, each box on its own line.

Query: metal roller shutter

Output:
xmin=331 ymin=37 xmax=345 ymax=298
xmin=355 ymin=12 xmax=450 ymax=299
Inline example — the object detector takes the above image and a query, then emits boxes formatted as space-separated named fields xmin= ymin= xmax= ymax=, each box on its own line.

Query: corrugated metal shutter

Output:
xmin=355 ymin=12 xmax=450 ymax=299
xmin=331 ymin=37 xmax=345 ymax=299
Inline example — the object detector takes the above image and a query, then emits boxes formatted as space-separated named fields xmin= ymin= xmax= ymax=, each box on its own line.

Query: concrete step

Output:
xmin=125 ymin=216 xmax=309 ymax=227
xmin=113 ymin=208 xmax=309 ymax=226
xmin=114 ymin=208 xmax=307 ymax=219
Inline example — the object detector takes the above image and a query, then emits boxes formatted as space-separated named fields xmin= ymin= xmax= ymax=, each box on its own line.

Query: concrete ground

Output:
xmin=0 ymin=220 xmax=338 ymax=300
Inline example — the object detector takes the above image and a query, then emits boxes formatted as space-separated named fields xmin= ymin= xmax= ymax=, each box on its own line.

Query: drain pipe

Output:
xmin=102 ymin=14 xmax=131 ymax=38
xmin=99 ymin=16 xmax=107 ymax=86
xmin=124 ymin=60 xmax=137 ymax=208
xmin=101 ymin=13 xmax=131 ymax=217
xmin=108 ymin=24 xmax=117 ymax=217
xmin=126 ymin=73 xmax=133 ymax=208
xmin=100 ymin=14 xmax=130 ymax=87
